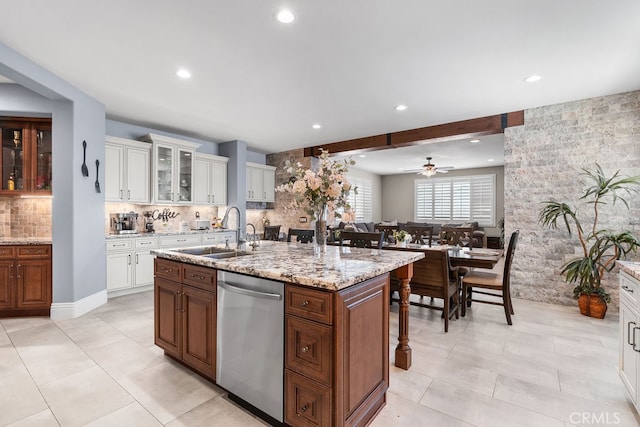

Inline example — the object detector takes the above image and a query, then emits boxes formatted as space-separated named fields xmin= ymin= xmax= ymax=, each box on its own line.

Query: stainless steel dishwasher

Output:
xmin=216 ymin=270 xmax=284 ymax=423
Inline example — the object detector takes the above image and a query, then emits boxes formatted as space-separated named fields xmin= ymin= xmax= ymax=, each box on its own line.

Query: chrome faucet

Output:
xmin=246 ymin=223 xmax=259 ymax=250
xmin=221 ymin=206 xmax=247 ymax=250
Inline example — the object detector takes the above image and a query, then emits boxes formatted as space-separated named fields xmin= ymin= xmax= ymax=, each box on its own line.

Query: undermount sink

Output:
xmin=174 ymin=246 xmax=254 ymax=259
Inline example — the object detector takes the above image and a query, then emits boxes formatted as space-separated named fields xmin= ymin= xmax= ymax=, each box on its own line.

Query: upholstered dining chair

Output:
xmin=461 ymin=230 xmax=519 ymax=325
xmin=263 ymin=225 xmax=282 ymax=241
xmin=390 ymin=249 xmax=460 ymax=332
xmin=287 ymin=228 xmax=314 ymax=243
xmin=407 ymin=225 xmax=433 ymax=246
xmin=339 ymin=230 xmax=385 ymax=249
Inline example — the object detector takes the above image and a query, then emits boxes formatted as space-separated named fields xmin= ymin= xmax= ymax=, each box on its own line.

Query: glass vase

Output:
xmin=314 ymin=206 xmax=328 ymax=253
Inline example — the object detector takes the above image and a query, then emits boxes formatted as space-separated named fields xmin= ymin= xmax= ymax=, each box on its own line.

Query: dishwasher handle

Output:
xmin=218 ymin=280 xmax=283 ymax=301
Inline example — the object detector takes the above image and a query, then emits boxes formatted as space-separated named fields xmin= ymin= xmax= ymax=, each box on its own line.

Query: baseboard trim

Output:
xmin=50 ymin=289 xmax=108 ymax=320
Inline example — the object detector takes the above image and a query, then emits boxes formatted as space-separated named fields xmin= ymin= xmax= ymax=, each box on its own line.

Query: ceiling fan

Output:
xmin=410 ymin=157 xmax=454 ymax=176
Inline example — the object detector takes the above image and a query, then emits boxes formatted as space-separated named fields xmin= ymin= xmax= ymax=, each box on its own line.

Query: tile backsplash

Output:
xmin=0 ymin=197 xmax=52 ymax=238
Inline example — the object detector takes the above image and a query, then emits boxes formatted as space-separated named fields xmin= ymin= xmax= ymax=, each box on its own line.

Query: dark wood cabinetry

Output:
xmin=154 ymin=258 xmax=216 ymax=380
xmin=284 ymin=274 xmax=390 ymax=427
xmin=0 ymin=117 xmax=52 ymax=195
xmin=0 ymin=245 xmax=52 ymax=317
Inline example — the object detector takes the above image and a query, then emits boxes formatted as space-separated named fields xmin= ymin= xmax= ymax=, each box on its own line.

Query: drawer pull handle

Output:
xmin=301 ymin=346 xmax=309 ymax=353
xmin=623 ymin=285 xmax=634 ymax=293
xmin=301 ymin=300 xmax=309 ymax=307
xmin=163 ymin=268 xmax=173 ymax=273
xmin=191 ymin=274 xmax=205 ymax=280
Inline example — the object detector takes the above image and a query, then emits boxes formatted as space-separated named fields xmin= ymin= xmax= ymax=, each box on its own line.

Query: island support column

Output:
xmin=394 ymin=263 xmax=413 ymax=370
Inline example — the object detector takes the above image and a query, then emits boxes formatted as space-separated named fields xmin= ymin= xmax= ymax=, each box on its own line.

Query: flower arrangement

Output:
xmin=393 ymin=230 xmax=411 ymax=243
xmin=262 ymin=216 xmax=270 ymax=226
xmin=276 ymin=149 xmax=356 ymax=221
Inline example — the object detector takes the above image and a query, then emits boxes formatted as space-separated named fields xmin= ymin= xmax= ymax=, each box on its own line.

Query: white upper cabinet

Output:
xmin=246 ymin=162 xmax=276 ymax=202
xmin=194 ymin=153 xmax=228 ymax=206
xmin=105 ymin=136 xmax=151 ymax=203
xmin=139 ymin=133 xmax=201 ymax=205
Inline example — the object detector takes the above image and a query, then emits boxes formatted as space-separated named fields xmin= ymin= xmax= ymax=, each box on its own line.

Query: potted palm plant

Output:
xmin=539 ymin=164 xmax=640 ymax=318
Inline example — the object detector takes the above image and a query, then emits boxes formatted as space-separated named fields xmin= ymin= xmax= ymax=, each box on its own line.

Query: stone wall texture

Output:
xmin=504 ymin=90 xmax=640 ymax=311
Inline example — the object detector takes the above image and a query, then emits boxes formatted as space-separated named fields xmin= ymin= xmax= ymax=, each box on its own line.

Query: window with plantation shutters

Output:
xmin=414 ymin=174 xmax=496 ymax=227
xmin=346 ymin=176 xmax=373 ymax=222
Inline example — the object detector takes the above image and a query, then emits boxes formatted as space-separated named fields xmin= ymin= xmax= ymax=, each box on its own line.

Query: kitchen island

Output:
xmin=152 ymin=241 xmax=423 ymax=427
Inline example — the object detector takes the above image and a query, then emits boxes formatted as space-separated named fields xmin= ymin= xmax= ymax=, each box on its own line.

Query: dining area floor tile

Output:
xmin=0 ymin=291 xmax=639 ymax=426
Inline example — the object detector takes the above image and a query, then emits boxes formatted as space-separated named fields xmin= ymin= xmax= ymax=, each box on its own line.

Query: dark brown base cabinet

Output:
xmin=0 ymin=245 xmax=52 ymax=317
xmin=154 ymin=258 xmax=216 ymax=380
xmin=284 ymin=274 xmax=390 ymax=427
xmin=154 ymin=257 xmax=390 ymax=427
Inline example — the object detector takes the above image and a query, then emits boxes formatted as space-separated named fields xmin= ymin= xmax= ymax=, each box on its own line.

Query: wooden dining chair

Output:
xmin=287 ymin=228 xmax=314 ymax=243
xmin=440 ymin=226 xmax=474 ymax=247
xmin=390 ymin=249 xmax=460 ymax=332
xmin=407 ymin=225 xmax=433 ymax=246
xmin=339 ymin=230 xmax=385 ymax=249
xmin=375 ymin=224 xmax=398 ymax=243
xmin=461 ymin=230 xmax=519 ymax=325
xmin=263 ymin=225 xmax=282 ymax=241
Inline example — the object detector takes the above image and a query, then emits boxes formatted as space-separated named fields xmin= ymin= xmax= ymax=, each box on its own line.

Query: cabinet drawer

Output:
xmin=0 ymin=246 xmax=16 ymax=259
xmin=286 ymin=285 xmax=333 ymax=325
xmin=106 ymin=239 xmax=133 ymax=251
xmin=201 ymin=234 xmax=222 ymax=244
xmin=135 ymin=237 xmax=158 ymax=249
xmin=159 ymin=235 xmax=201 ymax=248
xmin=183 ymin=264 xmax=216 ymax=291
xmin=155 ymin=258 xmax=182 ymax=281
xmin=16 ymin=245 xmax=51 ymax=258
xmin=285 ymin=370 xmax=331 ymax=427
xmin=620 ymin=272 xmax=639 ymax=308
xmin=286 ymin=316 xmax=332 ymax=386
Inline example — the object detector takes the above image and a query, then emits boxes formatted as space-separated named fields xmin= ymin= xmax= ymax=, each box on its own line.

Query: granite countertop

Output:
xmin=105 ymin=229 xmax=234 ymax=240
xmin=0 ymin=238 xmax=52 ymax=245
xmin=152 ymin=241 xmax=424 ymax=291
xmin=618 ymin=261 xmax=640 ymax=281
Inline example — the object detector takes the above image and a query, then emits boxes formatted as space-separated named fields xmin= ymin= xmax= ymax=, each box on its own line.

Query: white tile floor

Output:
xmin=1 ymin=291 xmax=638 ymax=426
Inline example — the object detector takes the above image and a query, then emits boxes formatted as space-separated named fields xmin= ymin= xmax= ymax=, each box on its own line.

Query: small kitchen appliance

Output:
xmin=192 ymin=219 xmax=210 ymax=230
xmin=110 ymin=212 xmax=139 ymax=234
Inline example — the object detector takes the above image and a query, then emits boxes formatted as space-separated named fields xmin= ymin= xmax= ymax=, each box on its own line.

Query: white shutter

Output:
xmin=414 ymin=174 xmax=496 ymax=226
xmin=347 ymin=176 xmax=373 ymax=222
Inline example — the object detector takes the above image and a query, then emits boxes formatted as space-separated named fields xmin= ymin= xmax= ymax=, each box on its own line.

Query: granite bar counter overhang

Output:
xmin=152 ymin=241 xmax=424 ymax=290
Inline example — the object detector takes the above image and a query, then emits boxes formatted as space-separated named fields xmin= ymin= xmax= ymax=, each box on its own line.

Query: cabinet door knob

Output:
xmin=300 ymin=404 xmax=308 ymax=413
xmin=301 ymin=346 xmax=309 ymax=353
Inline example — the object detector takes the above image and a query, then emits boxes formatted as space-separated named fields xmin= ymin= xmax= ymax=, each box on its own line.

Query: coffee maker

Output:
xmin=110 ymin=212 xmax=139 ymax=234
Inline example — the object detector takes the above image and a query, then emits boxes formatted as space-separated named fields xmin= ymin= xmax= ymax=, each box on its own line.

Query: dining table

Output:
xmin=381 ymin=242 xmax=503 ymax=369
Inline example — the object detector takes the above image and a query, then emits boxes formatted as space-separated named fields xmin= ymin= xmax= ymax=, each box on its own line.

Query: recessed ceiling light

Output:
xmin=488 ymin=158 xmax=495 ymax=162
xmin=395 ymin=104 xmax=407 ymax=111
xmin=312 ymin=124 xmax=322 ymax=129
xmin=524 ymin=75 xmax=541 ymax=83
xmin=358 ymin=154 xmax=366 ymax=158
xmin=276 ymin=9 xmax=295 ymax=23
xmin=470 ymin=139 xmax=480 ymax=144
xmin=176 ymin=68 xmax=191 ymax=79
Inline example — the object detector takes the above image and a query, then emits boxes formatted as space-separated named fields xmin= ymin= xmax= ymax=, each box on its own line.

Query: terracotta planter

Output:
xmin=588 ymin=295 xmax=608 ymax=319
xmin=578 ymin=294 xmax=590 ymax=317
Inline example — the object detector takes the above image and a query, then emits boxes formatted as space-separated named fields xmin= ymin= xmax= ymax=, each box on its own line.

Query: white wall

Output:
xmin=381 ymin=166 xmax=505 ymax=237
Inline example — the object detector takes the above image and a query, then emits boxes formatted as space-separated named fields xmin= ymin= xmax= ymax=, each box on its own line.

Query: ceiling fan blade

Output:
xmin=437 ymin=169 xmax=449 ymax=173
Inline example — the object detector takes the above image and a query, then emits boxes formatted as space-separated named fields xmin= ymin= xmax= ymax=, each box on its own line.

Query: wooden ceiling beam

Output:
xmin=303 ymin=111 xmax=524 ymax=157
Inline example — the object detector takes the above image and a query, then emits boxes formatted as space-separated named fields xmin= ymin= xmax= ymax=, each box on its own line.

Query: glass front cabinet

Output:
xmin=0 ymin=117 xmax=52 ymax=196
xmin=142 ymin=134 xmax=200 ymax=205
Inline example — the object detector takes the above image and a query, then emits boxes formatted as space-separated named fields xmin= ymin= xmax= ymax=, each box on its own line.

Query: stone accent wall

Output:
xmin=504 ymin=90 xmax=640 ymax=310
xmin=263 ymin=149 xmax=318 ymax=238
xmin=0 ymin=198 xmax=52 ymax=238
